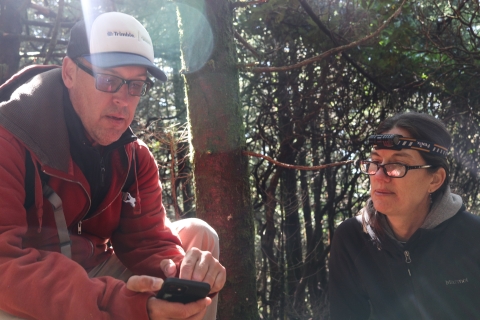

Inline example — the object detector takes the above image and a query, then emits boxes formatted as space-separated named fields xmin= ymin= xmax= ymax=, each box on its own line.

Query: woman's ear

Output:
xmin=429 ymin=167 xmax=446 ymax=193
xmin=62 ymin=57 xmax=76 ymax=89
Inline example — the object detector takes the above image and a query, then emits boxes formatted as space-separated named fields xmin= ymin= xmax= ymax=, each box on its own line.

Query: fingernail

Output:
xmin=153 ymin=278 xmax=163 ymax=290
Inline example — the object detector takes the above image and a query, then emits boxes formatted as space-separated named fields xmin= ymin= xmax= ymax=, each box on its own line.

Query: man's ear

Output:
xmin=429 ymin=167 xmax=446 ymax=194
xmin=62 ymin=57 xmax=76 ymax=89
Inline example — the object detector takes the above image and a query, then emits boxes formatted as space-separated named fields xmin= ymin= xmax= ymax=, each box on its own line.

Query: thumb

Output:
xmin=126 ymin=275 xmax=163 ymax=292
xmin=160 ymin=259 xmax=177 ymax=278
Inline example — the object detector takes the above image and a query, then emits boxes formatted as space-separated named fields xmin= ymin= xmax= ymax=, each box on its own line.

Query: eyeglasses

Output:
xmin=74 ymin=60 xmax=153 ymax=96
xmin=358 ymin=160 xmax=433 ymax=178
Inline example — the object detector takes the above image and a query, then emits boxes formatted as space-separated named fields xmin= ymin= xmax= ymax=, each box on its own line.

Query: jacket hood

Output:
xmin=422 ymin=186 xmax=463 ymax=229
xmin=0 ymin=68 xmax=70 ymax=173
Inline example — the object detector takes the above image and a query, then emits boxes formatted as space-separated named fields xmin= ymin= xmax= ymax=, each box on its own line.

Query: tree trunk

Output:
xmin=0 ymin=0 xmax=26 ymax=84
xmin=177 ymin=0 xmax=258 ymax=318
xmin=262 ymin=170 xmax=282 ymax=318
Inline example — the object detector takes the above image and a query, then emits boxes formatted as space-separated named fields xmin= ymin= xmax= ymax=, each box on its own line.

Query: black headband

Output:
xmin=367 ymin=134 xmax=448 ymax=158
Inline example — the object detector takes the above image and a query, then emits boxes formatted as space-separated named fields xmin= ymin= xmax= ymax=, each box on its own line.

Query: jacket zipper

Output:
xmin=79 ymin=146 xmax=133 ymax=226
xmin=404 ymin=250 xmax=412 ymax=276
xmin=100 ymin=157 xmax=106 ymax=187
xmin=42 ymin=170 xmax=92 ymax=235
xmin=43 ymin=146 xmax=132 ymax=235
xmin=77 ymin=152 xmax=109 ymax=234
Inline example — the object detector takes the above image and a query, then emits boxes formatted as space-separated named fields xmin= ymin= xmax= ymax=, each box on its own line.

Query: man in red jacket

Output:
xmin=0 ymin=12 xmax=225 ymax=320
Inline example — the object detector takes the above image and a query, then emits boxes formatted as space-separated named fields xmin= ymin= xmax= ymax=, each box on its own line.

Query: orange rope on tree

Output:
xmin=243 ymin=151 xmax=355 ymax=171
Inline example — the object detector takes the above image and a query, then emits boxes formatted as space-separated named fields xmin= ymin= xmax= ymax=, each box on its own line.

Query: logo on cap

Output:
xmin=107 ymin=31 xmax=135 ymax=38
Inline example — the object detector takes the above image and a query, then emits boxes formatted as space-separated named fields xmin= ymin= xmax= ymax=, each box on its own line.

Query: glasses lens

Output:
xmin=360 ymin=161 xmax=378 ymax=175
xmin=95 ymin=74 xmax=123 ymax=93
xmin=128 ymin=81 xmax=148 ymax=96
xmin=384 ymin=164 xmax=406 ymax=177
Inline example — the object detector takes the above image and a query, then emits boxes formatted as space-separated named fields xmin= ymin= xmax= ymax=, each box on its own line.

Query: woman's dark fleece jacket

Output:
xmin=329 ymin=187 xmax=480 ymax=320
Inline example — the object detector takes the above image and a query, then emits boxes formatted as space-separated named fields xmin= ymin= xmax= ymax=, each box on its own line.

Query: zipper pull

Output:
xmin=100 ymin=158 xmax=106 ymax=187
xmin=404 ymin=250 xmax=412 ymax=263
xmin=78 ymin=221 xmax=82 ymax=235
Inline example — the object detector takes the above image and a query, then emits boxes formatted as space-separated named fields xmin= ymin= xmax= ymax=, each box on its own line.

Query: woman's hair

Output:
xmin=375 ymin=112 xmax=452 ymax=193
xmin=362 ymin=112 xmax=452 ymax=239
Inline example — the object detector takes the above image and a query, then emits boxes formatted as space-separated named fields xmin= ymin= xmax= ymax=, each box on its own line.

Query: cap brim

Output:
xmin=84 ymin=52 xmax=167 ymax=82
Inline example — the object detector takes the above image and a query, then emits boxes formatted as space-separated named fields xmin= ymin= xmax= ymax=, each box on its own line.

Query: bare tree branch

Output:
xmin=25 ymin=20 xmax=74 ymax=28
xmin=29 ymin=3 xmax=57 ymax=18
xmin=20 ymin=53 xmax=65 ymax=58
xmin=234 ymin=30 xmax=261 ymax=59
xmin=297 ymin=0 xmax=391 ymax=92
xmin=231 ymin=0 xmax=268 ymax=9
xmin=44 ymin=0 xmax=65 ymax=65
xmin=243 ymin=151 xmax=355 ymax=171
xmin=1 ymin=33 xmax=69 ymax=45
xmin=244 ymin=0 xmax=407 ymax=73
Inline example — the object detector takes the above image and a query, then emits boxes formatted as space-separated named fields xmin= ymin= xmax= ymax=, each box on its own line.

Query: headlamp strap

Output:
xmin=367 ymin=134 xmax=448 ymax=158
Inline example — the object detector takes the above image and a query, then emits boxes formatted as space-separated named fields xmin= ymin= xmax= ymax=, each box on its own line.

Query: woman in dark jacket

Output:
xmin=328 ymin=112 xmax=480 ymax=320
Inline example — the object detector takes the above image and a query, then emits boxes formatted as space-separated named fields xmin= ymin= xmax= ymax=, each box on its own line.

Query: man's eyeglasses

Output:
xmin=74 ymin=60 xmax=153 ymax=96
xmin=358 ymin=160 xmax=433 ymax=178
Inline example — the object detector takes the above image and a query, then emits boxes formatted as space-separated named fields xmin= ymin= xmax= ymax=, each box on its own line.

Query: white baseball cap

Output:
xmin=67 ymin=12 xmax=167 ymax=81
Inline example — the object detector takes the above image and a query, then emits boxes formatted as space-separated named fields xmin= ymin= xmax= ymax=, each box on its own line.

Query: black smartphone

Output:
xmin=156 ymin=278 xmax=211 ymax=304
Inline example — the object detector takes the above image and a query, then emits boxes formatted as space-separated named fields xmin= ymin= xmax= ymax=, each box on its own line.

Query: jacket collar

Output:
xmin=421 ymin=186 xmax=463 ymax=229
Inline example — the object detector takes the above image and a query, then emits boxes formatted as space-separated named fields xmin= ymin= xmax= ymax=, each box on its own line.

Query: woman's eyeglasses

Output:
xmin=74 ymin=60 xmax=153 ymax=96
xmin=358 ymin=160 xmax=433 ymax=178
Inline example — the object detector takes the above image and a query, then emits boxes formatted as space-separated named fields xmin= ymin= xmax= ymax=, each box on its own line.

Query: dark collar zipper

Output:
xmin=100 ymin=156 xmax=106 ymax=187
xmin=78 ymin=147 xmax=133 ymax=234
xmin=404 ymin=250 xmax=412 ymax=276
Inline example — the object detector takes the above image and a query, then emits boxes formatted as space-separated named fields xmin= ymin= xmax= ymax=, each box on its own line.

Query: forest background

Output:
xmin=1 ymin=0 xmax=480 ymax=319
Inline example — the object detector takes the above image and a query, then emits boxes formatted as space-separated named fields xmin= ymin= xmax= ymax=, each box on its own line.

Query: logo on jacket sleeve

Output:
xmin=122 ymin=192 xmax=136 ymax=207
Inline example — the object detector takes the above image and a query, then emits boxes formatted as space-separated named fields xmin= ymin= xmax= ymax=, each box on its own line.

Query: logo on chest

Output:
xmin=445 ymin=278 xmax=468 ymax=285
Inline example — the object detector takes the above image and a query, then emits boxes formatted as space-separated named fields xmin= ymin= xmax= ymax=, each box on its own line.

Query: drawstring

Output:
xmin=132 ymin=147 xmax=141 ymax=215
xmin=32 ymin=159 xmax=44 ymax=232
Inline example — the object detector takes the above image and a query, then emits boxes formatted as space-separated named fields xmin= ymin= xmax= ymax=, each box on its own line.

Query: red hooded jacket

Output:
xmin=0 ymin=66 xmax=185 ymax=319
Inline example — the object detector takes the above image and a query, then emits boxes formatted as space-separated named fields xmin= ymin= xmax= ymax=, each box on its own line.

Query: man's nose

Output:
xmin=113 ymin=83 xmax=131 ymax=102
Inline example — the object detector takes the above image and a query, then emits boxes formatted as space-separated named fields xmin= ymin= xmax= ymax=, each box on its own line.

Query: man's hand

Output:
xmin=126 ymin=275 xmax=211 ymax=320
xmin=160 ymin=247 xmax=226 ymax=294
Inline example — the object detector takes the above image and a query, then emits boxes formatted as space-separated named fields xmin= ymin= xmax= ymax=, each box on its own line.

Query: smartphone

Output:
xmin=156 ymin=278 xmax=211 ymax=304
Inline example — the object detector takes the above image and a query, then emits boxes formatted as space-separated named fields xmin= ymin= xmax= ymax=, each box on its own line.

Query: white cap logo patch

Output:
xmin=106 ymin=31 xmax=135 ymax=38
